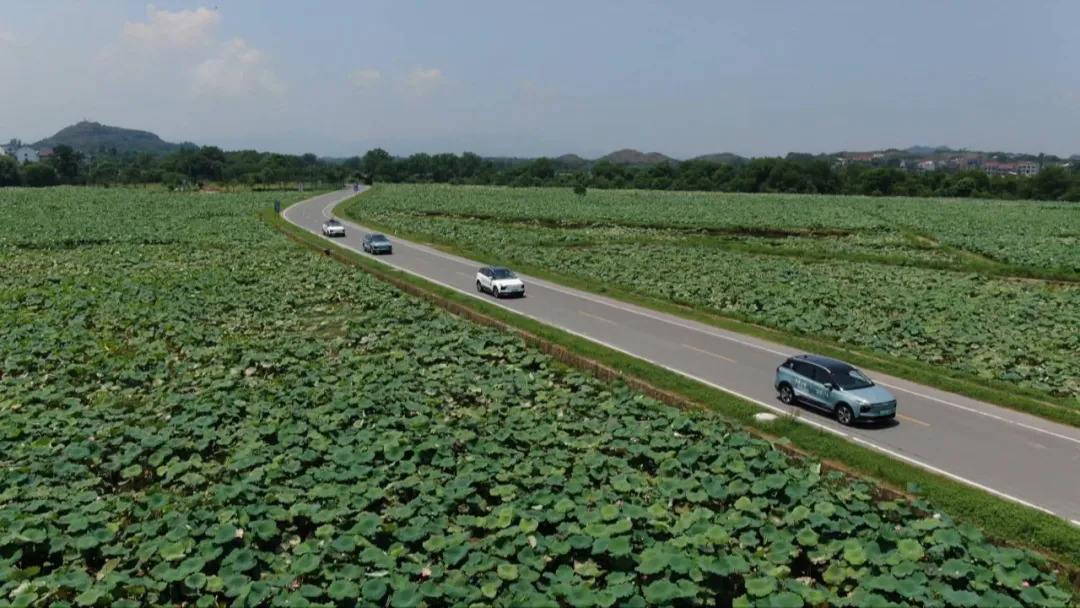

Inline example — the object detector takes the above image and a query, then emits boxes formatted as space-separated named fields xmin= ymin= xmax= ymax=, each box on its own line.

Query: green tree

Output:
xmin=946 ymin=177 xmax=978 ymax=198
xmin=0 ymin=155 xmax=20 ymax=186
xmin=527 ymin=158 xmax=556 ymax=180
xmin=191 ymin=146 xmax=226 ymax=182
xmin=361 ymin=148 xmax=393 ymax=181
xmin=22 ymin=163 xmax=59 ymax=187
xmin=48 ymin=145 xmax=84 ymax=184
xmin=1032 ymin=166 xmax=1071 ymax=200
xmin=88 ymin=159 xmax=121 ymax=185
xmin=460 ymin=152 xmax=483 ymax=178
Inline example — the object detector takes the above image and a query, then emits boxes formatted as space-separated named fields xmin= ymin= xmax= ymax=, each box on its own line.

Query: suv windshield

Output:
xmin=327 ymin=219 xmax=341 ymax=225
xmin=370 ymin=234 xmax=388 ymax=242
xmin=833 ymin=367 xmax=874 ymax=390
xmin=492 ymin=268 xmax=516 ymax=279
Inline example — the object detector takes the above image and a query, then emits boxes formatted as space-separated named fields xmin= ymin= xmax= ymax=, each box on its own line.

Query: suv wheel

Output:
xmin=836 ymin=404 xmax=855 ymax=426
xmin=493 ymin=286 xmax=501 ymax=299
xmin=778 ymin=384 xmax=794 ymax=404
xmin=476 ymin=281 xmax=483 ymax=293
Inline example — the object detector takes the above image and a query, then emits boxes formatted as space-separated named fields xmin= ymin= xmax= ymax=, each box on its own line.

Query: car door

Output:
xmin=807 ymin=366 xmax=835 ymax=409
xmin=479 ymin=268 xmax=492 ymax=290
xmin=789 ymin=361 xmax=817 ymax=403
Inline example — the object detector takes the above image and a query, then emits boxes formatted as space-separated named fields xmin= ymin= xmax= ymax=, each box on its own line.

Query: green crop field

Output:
xmin=344 ymin=185 xmax=1080 ymax=404
xmin=0 ymin=188 xmax=1072 ymax=607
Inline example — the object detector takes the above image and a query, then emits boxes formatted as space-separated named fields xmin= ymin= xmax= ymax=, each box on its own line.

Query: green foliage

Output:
xmin=0 ymin=155 xmax=20 ymax=187
xmin=358 ymin=150 xmax=1080 ymax=203
xmin=0 ymin=188 xmax=1071 ymax=606
xmin=20 ymin=162 xmax=59 ymax=187
xmin=348 ymin=185 xmax=1080 ymax=402
xmin=276 ymin=208 xmax=1080 ymax=567
xmin=6 ymin=141 xmax=1080 ymax=203
xmin=48 ymin=145 xmax=84 ymax=183
xmin=0 ymin=146 xmax=353 ymax=189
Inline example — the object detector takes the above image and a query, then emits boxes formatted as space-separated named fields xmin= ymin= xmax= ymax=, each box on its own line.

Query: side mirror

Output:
xmin=826 ymin=383 xmax=837 ymax=391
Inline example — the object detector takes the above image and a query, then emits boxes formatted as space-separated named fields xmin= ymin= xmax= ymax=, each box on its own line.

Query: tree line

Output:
xmin=0 ymin=145 xmax=352 ymax=189
xmin=2 ymin=145 xmax=1078 ymax=202
xmin=356 ymin=149 xmax=1080 ymax=202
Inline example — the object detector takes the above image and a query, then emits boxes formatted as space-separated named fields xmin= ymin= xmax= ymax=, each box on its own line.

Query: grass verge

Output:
xmin=338 ymin=189 xmax=1079 ymax=428
xmin=263 ymin=204 xmax=1080 ymax=586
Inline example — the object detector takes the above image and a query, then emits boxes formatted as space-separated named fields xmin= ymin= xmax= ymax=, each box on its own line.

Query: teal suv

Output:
xmin=774 ymin=354 xmax=897 ymax=425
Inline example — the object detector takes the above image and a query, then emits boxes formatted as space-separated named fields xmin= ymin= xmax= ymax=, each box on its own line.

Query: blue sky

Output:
xmin=1 ymin=1 xmax=1077 ymax=157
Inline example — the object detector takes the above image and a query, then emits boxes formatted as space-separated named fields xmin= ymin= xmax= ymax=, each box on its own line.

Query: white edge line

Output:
xmin=847 ymin=437 xmax=1057 ymax=516
xmin=1072 ymin=519 xmax=1080 ymax=528
xmin=285 ymin=198 xmax=1067 ymax=521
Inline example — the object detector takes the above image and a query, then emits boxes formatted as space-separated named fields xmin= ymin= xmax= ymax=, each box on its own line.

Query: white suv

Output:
xmin=476 ymin=267 xmax=525 ymax=298
xmin=321 ymin=219 xmax=346 ymax=237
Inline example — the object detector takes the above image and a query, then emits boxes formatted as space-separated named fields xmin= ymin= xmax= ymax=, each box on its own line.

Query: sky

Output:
xmin=1 ymin=1 xmax=1078 ymax=158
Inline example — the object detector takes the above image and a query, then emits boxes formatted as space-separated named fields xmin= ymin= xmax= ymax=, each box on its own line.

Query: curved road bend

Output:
xmin=285 ymin=189 xmax=1080 ymax=523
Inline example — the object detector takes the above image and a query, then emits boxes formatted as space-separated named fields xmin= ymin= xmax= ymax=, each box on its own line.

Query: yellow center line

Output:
xmin=578 ymin=310 xmax=617 ymax=325
xmin=897 ymin=413 xmax=931 ymax=427
xmin=681 ymin=343 xmax=737 ymax=364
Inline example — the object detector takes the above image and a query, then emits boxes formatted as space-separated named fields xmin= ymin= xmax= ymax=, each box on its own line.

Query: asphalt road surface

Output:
xmin=286 ymin=188 xmax=1080 ymax=524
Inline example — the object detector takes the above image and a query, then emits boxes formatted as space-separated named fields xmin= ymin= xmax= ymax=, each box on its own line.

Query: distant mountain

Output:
xmin=597 ymin=148 xmax=675 ymax=166
xmin=554 ymin=153 xmax=589 ymax=168
xmin=33 ymin=121 xmax=191 ymax=155
xmin=690 ymin=152 xmax=747 ymax=165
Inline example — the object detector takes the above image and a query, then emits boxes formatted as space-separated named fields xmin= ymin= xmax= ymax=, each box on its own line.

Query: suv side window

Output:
xmin=811 ymin=366 xmax=834 ymax=385
xmin=791 ymin=361 xmax=814 ymax=378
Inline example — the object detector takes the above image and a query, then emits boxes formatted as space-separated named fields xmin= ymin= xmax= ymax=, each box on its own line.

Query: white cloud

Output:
xmin=122 ymin=5 xmax=220 ymax=51
xmin=350 ymin=68 xmax=382 ymax=89
xmin=191 ymin=39 xmax=285 ymax=98
xmin=405 ymin=67 xmax=444 ymax=95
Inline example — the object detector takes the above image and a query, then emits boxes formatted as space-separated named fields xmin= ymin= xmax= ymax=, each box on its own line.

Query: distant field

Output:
xmin=347 ymin=185 xmax=1080 ymax=402
xmin=0 ymin=188 xmax=1070 ymax=606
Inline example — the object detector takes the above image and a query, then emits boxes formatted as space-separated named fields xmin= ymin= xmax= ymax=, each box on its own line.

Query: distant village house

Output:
xmin=983 ymin=160 xmax=1040 ymax=177
xmin=13 ymin=147 xmax=40 ymax=164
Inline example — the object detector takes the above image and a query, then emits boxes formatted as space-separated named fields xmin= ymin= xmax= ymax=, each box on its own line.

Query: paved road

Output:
xmin=286 ymin=189 xmax=1080 ymax=523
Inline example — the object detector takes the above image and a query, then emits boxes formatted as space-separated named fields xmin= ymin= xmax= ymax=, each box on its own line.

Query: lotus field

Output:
xmin=345 ymin=184 xmax=1080 ymax=402
xmin=0 ymin=188 xmax=1072 ymax=607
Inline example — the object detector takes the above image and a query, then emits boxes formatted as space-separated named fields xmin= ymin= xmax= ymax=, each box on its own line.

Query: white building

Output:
xmin=14 ymin=147 xmax=39 ymax=163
